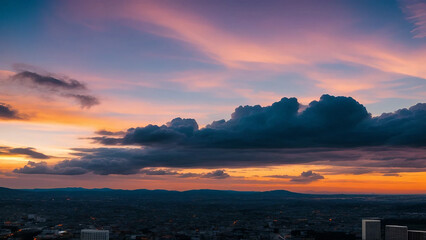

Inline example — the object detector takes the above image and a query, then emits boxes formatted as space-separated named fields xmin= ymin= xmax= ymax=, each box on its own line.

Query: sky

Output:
xmin=0 ymin=0 xmax=425 ymax=194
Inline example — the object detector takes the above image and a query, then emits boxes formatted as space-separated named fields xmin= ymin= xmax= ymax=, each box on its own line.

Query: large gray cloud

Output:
xmin=13 ymin=146 xmax=426 ymax=175
xmin=13 ymin=95 xmax=426 ymax=175
xmin=7 ymin=69 xmax=100 ymax=108
xmin=94 ymin=95 xmax=426 ymax=148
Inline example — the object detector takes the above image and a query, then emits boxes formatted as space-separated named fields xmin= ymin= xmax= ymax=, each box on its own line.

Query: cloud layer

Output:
xmin=14 ymin=161 xmax=230 ymax=179
xmin=95 ymin=94 xmax=426 ymax=148
xmin=13 ymin=95 xmax=426 ymax=175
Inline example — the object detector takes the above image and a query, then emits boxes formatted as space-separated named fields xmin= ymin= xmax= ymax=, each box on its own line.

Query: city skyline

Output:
xmin=0 ymin=0 xmax=426 ymax=193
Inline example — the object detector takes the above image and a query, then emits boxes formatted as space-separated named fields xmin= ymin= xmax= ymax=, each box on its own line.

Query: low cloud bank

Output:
xmin=94 ymin=95 xmax=426 ymax=148
xmin=14 ymin=95 xmax=426 ymax=175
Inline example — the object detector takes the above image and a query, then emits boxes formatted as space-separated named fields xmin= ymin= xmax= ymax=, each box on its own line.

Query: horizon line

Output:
xmin=4 ymin=186 xmax=426 ymax=196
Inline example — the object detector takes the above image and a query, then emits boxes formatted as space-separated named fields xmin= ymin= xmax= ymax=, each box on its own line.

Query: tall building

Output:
xmin=386 ymin=225 xmax=408 ymax=240
xmin=362 ymin=219 xmax=381 ymax=240
xmin=80 ymin=229 xmax=109 ymax=240
xmin=408 ymin=230 xmax=426 ymax=240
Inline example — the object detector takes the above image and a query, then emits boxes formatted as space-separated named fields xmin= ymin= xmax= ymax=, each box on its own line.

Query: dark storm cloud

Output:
xmin=14 ymin=95 xmax=426 ymax=176
xmin=14 ymin=146 xmax=423 ymax=176
xmin=267 ymin=171 xmax=325 ymax=184
xmin=94 ymin=95 xmax=426 ymax=148
xmin=12 ymin=146 xmax=426 ymax=176
xmin=0 ymin=103 xmax=23 ymax=120
xmin=64 ymin=147 xmax=356 ymax=171
xmin=0 ymin=146 xmax=49 ymax=159
xmin=8 ymin=69 xmax=100 ymax=108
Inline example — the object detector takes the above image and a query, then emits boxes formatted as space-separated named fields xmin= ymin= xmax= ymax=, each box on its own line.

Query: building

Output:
xmin=386 ymin=225 xmax=408 ymax=240
xmin=408 ymin=230 xmax=426 ymax=240
xmin=80 ymin=229 xmax=109 ymax=240
xmin=362 ymin=219 xmax=381 ymax=240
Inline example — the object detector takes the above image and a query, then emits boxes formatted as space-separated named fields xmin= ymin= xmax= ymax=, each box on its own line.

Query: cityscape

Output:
xmin=1 ymin=188 xmax=426 ymax=240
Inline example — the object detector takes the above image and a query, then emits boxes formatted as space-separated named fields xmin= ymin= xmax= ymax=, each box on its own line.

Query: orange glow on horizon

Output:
xmin=2 ymin=164 xmax=425 ymax=194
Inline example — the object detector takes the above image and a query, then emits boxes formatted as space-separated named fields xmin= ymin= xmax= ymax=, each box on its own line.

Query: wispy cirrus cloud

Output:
xmin=402 ymin=1 xmax=426 ymax=38
xmin=64 ymin=1 xmax=426 ymax=78
xmin=54 ymin=0 xmax=426 ymax=112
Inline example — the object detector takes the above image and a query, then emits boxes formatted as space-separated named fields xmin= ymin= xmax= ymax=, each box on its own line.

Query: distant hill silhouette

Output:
xmin=0 ymin=187 xmax=22 ymax=193
xmin=0 ymin=187 xmax=424 ymax=203
xmin=0 ymin=187 xmax=304 ymax=200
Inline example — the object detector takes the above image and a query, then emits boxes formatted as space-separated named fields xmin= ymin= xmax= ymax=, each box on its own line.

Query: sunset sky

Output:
xmin=1 ymin=0 xmax=425 ymax=193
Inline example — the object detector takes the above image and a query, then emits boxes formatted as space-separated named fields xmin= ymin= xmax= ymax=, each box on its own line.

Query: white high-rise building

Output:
xmin=408 ymin=230 xmax=426 ymax=240
xmin=362 ymin=219 xmax=381 ymax=240
xmin=386 ymin=225 xmax=408 ymax=240
xmin=80 ymin=229 xmax=109 ymax=240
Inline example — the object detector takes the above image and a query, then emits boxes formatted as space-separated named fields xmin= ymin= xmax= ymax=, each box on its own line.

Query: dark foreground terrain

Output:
xmin=1 ymin=187 xmax=425 ymax=240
